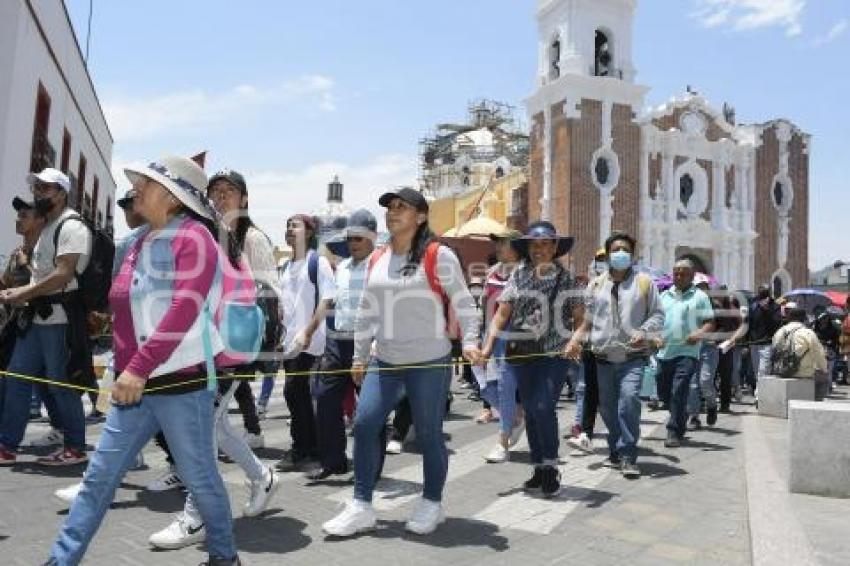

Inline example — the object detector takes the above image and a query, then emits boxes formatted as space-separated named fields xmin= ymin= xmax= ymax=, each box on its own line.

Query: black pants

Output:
xmin=233 ymin=379 xmax=261 ymax=435
xmin=283 ymin=352 xmax=319 ymax=458
xmin=581 ymin=350 xmax=599 ymax=435
xmin=718 ymin=349 xmax=734 ymax=409
xmin=155 ymin=431 xmax=174 ymax=465
xmin=389 ymin=397 xmax=412 ymax=442
xmin=314 ymin=337 xmax=354 ymax=470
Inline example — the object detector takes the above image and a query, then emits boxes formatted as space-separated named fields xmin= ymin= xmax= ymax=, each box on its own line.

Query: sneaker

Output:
xmin=199 ymin=557 xmax=241 ymax=566
xmin=37 ymin=447 xmax=87 ymax=466
xmin=621 ymin=461 xmax=641 ymax=479
xmin=306 ymin=462 xmax=350 ymax=481
xmin=706 ymin=407 xmax=718 ymax=426
xmin=664 ymin=432 xmax=681 ymax=448
xmin=243 ymin=467 xmax=281 ymax=517
xmin=147 ymin=467 xmax=184 ymax=492
xmin=484 ymin=444 xmax=508 ymax=464
xmin=54 ymin=482 xmax=83 ymax=504
xmin=385 ymin=440 xmax=403 ymax=455
xmin=567 ymin=432 xmax=593 ymax=454
xmin=322 ymin=499 xmax=377 ymax=537
xmin=243 ymin=432 xmax=264 ymax=449
xmin=508 ymin=421 xmax=525 ymax=447
xmin=687 ymin=416 xmax=702 ymax=430
xmin=31 ymin=428 xmax=63 ymax=447
xmin=0 ymin=445 xmax=16 ymax=466
xmin=523 ymin=467 xmax=545 ymax=491
xmin=541 ymin=466 xmax=562 ymax=498
xmin=85 ymin=410 xmax=106 ymax=424
xmin=149 ymin=513 xmax=205 ymax=549
xmin=275 ymin=450 xmax=316 ymax=473
xmin=603 ymin=454 xmax=622 ymax=468
xmin=405 ymin=497 xmax=446 ymax=535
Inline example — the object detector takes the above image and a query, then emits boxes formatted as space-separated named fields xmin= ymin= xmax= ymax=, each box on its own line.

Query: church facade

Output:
xmin=527 ymin=0 xmax=809 ymax=294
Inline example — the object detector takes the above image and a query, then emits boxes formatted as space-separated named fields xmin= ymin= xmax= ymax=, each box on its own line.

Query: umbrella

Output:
xmin=783 ymin=289 xmax=843 ymax=314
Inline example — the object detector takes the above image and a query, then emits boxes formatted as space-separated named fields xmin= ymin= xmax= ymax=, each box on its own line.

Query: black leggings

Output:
xmin=581 ymin=350 xmax=599 ymax=435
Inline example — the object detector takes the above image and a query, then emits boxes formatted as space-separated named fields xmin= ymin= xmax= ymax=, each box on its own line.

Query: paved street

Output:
xmin=1 ymin=378 xmax=846 ymax=565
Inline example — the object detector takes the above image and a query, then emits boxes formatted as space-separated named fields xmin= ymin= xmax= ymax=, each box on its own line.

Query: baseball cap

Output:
xmin=345 ymin=209 xmax=378 ymax=236
xmin=207 ymin=169 xmax=247 ymax=195
xmin=12 ymin=196 xmax=34 ymax=211
xmin=378 ymin=187 xmax=429 ymax=212
xmin=26 ymin=167 xmax=70 ymax=192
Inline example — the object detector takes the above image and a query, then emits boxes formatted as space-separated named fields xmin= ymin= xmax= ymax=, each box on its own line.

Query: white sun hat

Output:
xmin=124 ymin=156 xmax=215 ymax=221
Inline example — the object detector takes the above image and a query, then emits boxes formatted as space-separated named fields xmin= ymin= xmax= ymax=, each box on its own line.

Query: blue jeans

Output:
xmin=48 ymin=389 xmax=236 ymax=564
xmin=479 ymin=339 xmax=521 ymax=437
xmin=508 ymin=357 xmax=569 ymax=465
xmin=0 ymin=324 xmax=85 ymax=451
xmin=596 ymin=358 xmax=645 ymax=463
xmin=689 ymin=344 xmax=719 ymax=415
xmin=353 ymin=355 xmax=451 ymax=503
xmin=658 ymin=356 xmax=699 ymax=437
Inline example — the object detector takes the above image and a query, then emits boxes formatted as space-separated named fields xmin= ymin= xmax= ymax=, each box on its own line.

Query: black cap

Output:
xmin=12 ymin=196 xmax=34 ymax=211
xmin=208 ymin=169 xmax=247 ymax=195
xmin=378 ymin=187 xmax=428 ymax=212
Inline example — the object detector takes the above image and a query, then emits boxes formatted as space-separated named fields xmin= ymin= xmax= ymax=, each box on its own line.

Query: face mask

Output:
xmin=609 ymin=250 xmax=632 ymax=271
xmin=34 ymin=197 xmax=55 ymax=215
xmin=593 ymin=261 xmax=607 ymax=275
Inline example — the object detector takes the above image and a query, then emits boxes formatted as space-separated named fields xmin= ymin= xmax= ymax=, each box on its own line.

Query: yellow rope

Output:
xmin=0 ymin=350 xmax=568 ymax=395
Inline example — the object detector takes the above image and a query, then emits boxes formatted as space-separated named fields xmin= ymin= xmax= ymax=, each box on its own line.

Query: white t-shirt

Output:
xmin=280 ymin=251 xmax=335 ymax=356
xmin=30 ymin=208 xmax=92 ymax=325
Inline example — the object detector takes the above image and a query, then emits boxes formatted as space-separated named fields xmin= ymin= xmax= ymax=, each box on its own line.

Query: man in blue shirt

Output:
xmin=656 ymin=259 xmax=715 ymax=447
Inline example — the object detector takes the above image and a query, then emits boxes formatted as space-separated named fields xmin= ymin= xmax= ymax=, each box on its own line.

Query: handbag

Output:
xmin=505 ymin=269 xmax=563 ymax=363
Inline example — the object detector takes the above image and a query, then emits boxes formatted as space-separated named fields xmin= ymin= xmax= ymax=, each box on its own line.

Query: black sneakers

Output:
xmin=706 ymin=407 xmax=718 ymax=426
xmin=664 ymin=432 xmax=681 ymax=448
xmin=541 ymin=466 xmax=562 ymax=498
xmin=523 ymin=467 xmax=544 ymax=491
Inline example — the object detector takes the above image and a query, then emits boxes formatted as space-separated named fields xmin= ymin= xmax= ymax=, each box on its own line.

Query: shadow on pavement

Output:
xmin=232 ymin=515 xmax=311 ymax=555
xmin=368 ymin=518 xmax=510 ymax=551
xmin=10 ymin=462 xmax=86 ymax=478
xmin=638 ymin=461 xmax=688 ymax=479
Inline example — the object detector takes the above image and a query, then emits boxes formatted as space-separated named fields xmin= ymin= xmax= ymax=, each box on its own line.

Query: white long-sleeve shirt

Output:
xmin=354 ymin=245 xmax=479 ymax=365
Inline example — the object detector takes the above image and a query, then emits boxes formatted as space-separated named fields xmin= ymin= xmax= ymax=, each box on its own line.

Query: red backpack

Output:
xmin=367 ymin=241 xmax=461 ymax=340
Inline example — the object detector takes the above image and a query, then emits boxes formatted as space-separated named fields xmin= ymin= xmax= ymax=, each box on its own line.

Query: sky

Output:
xmin=64 ymin=0 xmax=849 ymax=270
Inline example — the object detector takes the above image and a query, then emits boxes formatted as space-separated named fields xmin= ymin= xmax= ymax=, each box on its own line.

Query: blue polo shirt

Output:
xmin=657 ymin=285 xmax=714 ymax=360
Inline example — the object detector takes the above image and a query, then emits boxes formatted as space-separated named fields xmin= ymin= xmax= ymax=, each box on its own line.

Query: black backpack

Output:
xmin=770 ymin=326 xmax=809 ymax=378
xmin=54 ymin=214 xmax=115 ymax=313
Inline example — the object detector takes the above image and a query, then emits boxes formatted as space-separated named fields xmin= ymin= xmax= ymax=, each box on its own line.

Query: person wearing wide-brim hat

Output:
xmin=46 ymin=155 xmax=242 ymax=565
xmin=480 ymin=220 xmax=583 ymax=497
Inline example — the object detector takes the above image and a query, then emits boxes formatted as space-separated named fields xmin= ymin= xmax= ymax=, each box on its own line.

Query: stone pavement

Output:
xmin=1 ymin=379 xmax=845 ymax=565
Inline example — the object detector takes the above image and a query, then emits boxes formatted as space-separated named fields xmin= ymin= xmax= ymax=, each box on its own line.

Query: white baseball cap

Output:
xmin=27 ymin=167 xmax=70 ymax=192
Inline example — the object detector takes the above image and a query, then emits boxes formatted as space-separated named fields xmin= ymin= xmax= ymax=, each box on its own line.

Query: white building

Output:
xmin=0 ymin=0 xmax=115 ymax=259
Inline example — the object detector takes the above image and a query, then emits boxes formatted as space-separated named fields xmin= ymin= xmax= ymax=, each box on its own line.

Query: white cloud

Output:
xmin=103 ymin=75 xmax=336 ymax=143
xmin=812 ymin=18 xmax=848 ymax=46
xmin=693 ymin=0 xmax=806 ymax=36
xmin=111 ymin=153 xmax=419 ymax=247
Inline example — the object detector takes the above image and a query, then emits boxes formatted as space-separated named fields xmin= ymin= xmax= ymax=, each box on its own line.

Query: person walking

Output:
xmin=322 ymin=188 xmax=480 ymax=537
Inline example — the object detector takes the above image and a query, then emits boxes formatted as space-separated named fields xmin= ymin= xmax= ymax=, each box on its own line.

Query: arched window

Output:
xmin=462 ymin=166 xmax=471 ymax=186
xmin=595 ymin=30 xmax=612 ymax=77
xmin=773 ymin=181 xmax=784 ymax=207
xmin=494 ymin=166 xmax=505 ymax=179
xmin=680 ymin=174 xmax=695 ymax=208
xmin=773 ymin=276 xmax=783 ymax=298
xmin=549 ymin=37 xmax=561 ymax=80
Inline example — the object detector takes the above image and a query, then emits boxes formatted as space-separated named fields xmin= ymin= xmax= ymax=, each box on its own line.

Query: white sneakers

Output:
xmin=54 ymin=482 xmax=82 ymax=504
xmin=149 ymin=513 xmax=205 ymax=549
xmin=322 ymin=499 xmax=377 ymax=537
xmin=484 ymin=444 xmax=508 ymax=464
xmin=147 ymin=466 xmax=184 ymax=492
xmin=244 ymin=432 xmax=265 ymax=449
xmin=31 ymin=428 xmax=63 ymax=447
xmin=385 ymin=440 xmax=403 ymax=455
xmin=567 ymin=432 xmax=594 ymax=454
xmin=405 ymin=498 xmax=446 ymax=535
xmin=243 ymin=467 xmax=281 ymax=517
xmin=323 ymin=497 xmax=446 ymax=537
